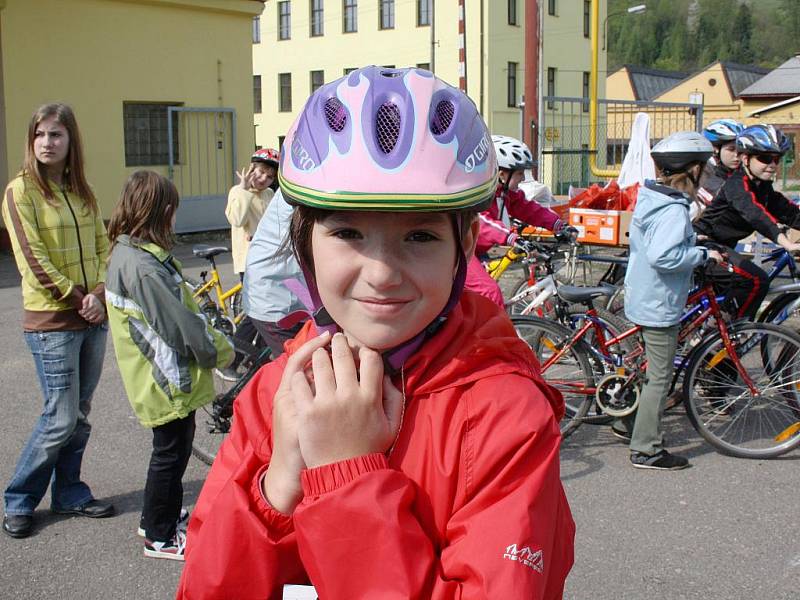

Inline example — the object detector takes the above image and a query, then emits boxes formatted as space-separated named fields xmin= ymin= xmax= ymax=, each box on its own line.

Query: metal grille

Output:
xmin=538 ymin=96 xmax=704 ymax=195
xmin=324 ymin=97 xmax=347 ymax=132
xmin=430 ymin=99 xmax=454 ymax=135
xmin=376 ymin=102 xmax=401 ymax=154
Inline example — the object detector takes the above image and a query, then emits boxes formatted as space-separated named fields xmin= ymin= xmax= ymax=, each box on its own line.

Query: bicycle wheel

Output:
xmin=511 ymin=316 xmax=595 ymax=438
xmin=759 ymin=291 xmax=800 ymax=330
xmin=506 ymin=275 xmax=558 ymax=318
xmin=683 ymin=322 xmax=800 ymax=458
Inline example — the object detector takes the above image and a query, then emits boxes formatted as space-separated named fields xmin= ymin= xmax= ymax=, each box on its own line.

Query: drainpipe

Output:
xmin=524 ymin=0 xmax=540 ymax=178
xmin=430 ymin=0 xmax=436 ymax=73
xmin=590 ymin=0 xmax=618 ymax=177
xmin=479 ymin=0 xmax=485 ymax=116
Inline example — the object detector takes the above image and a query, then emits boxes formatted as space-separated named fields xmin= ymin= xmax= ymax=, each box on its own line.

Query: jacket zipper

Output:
xmin=62 ymin=188 xmax=89 ymax=292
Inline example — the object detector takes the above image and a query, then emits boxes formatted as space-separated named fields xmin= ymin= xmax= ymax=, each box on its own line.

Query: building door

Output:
xmin=168 ymin=107 xmax=237 ymax=233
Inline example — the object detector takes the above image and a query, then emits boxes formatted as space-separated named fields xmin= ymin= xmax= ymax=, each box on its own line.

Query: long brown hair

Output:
xmin=107 ymin=171 xmax=180 ymax=250
xmin=23 ymin=103 xmax=97 ymax=213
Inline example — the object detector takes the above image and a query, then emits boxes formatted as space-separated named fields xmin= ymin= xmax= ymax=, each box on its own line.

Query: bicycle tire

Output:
xmin=511 ymin=316 xmax=595 ymax=438
xmin=758 ymin=291 xmax=800 ymax=328
xmin=683 ymin=322 xmax=800 ymax=459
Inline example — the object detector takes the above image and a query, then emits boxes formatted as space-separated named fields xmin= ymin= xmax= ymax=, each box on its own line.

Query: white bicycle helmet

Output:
xmin=492 ymin=134 xmax=536 ymax=171
xmin=651 ymin=131 xmax=713 ymax=175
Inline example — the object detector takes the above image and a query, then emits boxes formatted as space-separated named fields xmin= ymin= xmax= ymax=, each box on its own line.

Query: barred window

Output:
xmin=252 ymin=16 xmax=261 ymax=43
xmin=310 ymin=70 xmax=325 ymax=93
xmin=123 ymin=102 xmax=181 ymax=167
xmin=417 ymin=0 xmax=431 ymax=26
xmin=310 ymin=0 xmax=324 ymax=36
xmin=547 ymin=67 xmax=557 ymax=109
xmin=279 ymin=73 xmax=292 ymax=112
xmin=507 ymin=62 xmax=518 ymax=108
xmin=254 ymin=75 xmax=262 ymax=114
xmin=508 ymin=0 xmax=517 ymax=26
xmin=278 ymin=1 xmax=291 ymax=40
xmin=380 ymin=0 xmax=395 ymax=29
xmin=343 ymin=0 xmax=357 ymax=33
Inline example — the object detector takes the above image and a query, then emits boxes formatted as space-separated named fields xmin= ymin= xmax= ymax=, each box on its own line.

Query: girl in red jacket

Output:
xmin=465 ymin=135 xmax=564 ymax=307
xmin=177 ymin=66 xmax=574 ymax=600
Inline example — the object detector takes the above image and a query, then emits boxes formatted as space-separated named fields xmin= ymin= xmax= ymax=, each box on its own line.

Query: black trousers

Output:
xmin=702 ymin=247 xmax=769 ymax=320
xmin=142 ymin=412 xmax=195 ymax=542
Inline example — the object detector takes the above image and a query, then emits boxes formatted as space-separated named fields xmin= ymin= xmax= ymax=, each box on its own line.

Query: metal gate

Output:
xmin=168 ymin=107 xmax=237 ymax=233
xmin=539 ymin=97 xmax=703 ymax=195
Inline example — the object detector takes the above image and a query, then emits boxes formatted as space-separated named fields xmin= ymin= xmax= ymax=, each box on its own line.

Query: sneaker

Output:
xmin=143 ymin=529 xmax=187 ymax=561
xmin=610 ymin=426 xmax=631 ymax=443
xmin=137 ymin=508 xmax=189 ymax=538
xmin=630 ymin=450 xmax=690 ymax=471
xmin=215 ymin=366 xmax=241 ymax=382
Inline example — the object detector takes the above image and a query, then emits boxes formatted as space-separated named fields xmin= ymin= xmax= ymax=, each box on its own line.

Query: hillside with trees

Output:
xmin=607 ymin=0 xmax=799 ymax=72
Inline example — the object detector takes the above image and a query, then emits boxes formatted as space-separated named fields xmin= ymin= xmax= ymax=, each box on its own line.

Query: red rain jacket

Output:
xmin=176 ymin=292 xmax=574 ymax=600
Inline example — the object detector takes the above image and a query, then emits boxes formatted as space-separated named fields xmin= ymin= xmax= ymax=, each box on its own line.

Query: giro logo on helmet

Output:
xmin=291 ymin=138 xmax=317 ymax=171
xmin=464 ymin=133 xmax=492 ymax=173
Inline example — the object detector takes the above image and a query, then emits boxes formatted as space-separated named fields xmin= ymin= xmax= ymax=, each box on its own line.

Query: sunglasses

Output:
xmin=753 ymin=154 xmax=781 ymax=165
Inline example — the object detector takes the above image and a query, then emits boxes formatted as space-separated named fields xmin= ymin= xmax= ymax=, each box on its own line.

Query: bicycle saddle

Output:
xmin=192 ymin=245 xmax=229 ymax=259
xmin=556 ymin=283 xmax=616 ymax=303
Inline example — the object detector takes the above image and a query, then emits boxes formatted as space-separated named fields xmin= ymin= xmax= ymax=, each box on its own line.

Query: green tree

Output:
xmin=729 ymin=3 xmax=754 ymax=63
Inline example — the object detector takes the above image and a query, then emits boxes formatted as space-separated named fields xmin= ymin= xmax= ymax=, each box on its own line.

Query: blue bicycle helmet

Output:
xmin=736 ymin=124 xmax=792 ymax=155
xmin=703 ymin=119 xmax=744 ymax=145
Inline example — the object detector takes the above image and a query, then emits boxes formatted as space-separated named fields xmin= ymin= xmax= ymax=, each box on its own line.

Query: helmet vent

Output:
xmin=376 ymin=102 xmax=401 ymax=154
xmin=324 ymin=97 xmax=348 ymax=132
xmin=430 ymin=99 xmax=455 ymax=135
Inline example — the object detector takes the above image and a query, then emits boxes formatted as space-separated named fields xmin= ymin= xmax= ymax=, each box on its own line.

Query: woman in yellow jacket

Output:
xmin=219 ymin=148 xmax=278 ymax=380
xmin=2 ymin=104 xmax=114 ymax=539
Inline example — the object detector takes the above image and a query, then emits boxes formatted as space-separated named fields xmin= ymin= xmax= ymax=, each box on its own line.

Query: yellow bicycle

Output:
xmin=189 ymin=245 xmax=245 ymax=336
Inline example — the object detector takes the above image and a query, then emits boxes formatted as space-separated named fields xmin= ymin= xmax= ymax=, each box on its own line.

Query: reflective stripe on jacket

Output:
xmin=177 ymin=292 xmax=575 ymax=599
xmin=105 ymin=236 xmax=233 ymax=428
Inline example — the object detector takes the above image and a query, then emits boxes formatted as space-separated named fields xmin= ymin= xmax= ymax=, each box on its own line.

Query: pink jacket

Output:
xmin=177 ymin=292 xmax=574 ymax=599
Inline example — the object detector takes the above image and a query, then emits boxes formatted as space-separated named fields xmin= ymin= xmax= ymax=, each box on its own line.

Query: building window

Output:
xmin=278 ymin=1 xmax=291 ymax=40
xmin=380 ymin=0 xmax=394 ymax=29
xmin=310 ymin=0 xmax=324 ymax=36
xmin=253 ymin=75 xmax=262 ymax=114
xmin=343 ymin=0 xmax=357 ymax=32
xmin=310 ymin=70 xmax=325 ymax=93
xmin=252 ymin=16 xmax=261 ymax=43
xmin=417 ymin=0 xmax=431 ymax=26
xmin=583 ymin=0 xmax=590 ymax=38
xmin=508 ymin=0 xmax=517 ymax=26
xmin=279 ymin=73 xmax=292 ymax=112
xmin=278 ymin=135 xmax=286 ymax=153
xmin=582 ymin=72 xmax=590 ymax=112
xmin=123 ymin=102 xmax=181 ymax=167
xmin=344 ymin=67 xmax=357 ymax=75
xmin=416 ymin=62 xmax=430 ymax=71
xmin=507 ymin=62 xmax=518 ymax=108
xmin=547 ymin=67 xmax=556 ymax=108
xmin=548 ymin=0 xmax=556 ymax=16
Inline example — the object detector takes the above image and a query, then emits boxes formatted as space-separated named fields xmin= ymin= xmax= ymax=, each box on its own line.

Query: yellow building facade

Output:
xmin=252 ymin=0 xmax=605 ymax=154
xmin=0 ymin=0 xmax=262 ymax=234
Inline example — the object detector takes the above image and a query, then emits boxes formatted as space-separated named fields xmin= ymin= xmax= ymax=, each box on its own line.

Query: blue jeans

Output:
xmin=4 ymin=324 xmax=107 ymax=515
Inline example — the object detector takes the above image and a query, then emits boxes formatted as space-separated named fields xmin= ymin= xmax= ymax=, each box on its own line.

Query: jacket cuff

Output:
xmin=301 ymin=453 xmax=388 ymax=497
xmin=62 ymin=284 xmax=85 ymax=309
xmin=252 ymin=464 xmax=295 ymax=536
xmin=90 ymin=283 xmax=107 ymax=306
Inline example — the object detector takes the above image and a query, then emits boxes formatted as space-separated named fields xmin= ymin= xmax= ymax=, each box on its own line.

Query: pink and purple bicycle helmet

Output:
xmin=279 ymin=65 xmax=497 ymax=212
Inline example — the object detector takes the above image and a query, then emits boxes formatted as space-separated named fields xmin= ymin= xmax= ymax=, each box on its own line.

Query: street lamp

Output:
xmin=602 ymin=4 xmax=646 ymax=51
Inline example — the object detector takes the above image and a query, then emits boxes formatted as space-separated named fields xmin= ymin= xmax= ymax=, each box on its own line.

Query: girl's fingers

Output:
xmin=330 ymin=333 xmax=358 ymax=394
xmin=311 ymin=346 xmax=336 ymax=397
xmin=284 ymin=331 xmax=331 ymax=376
xmin=358 ymin=346 xmax=384 ymax=400
xmin=291 ymin=370 xmax=315 ymax=414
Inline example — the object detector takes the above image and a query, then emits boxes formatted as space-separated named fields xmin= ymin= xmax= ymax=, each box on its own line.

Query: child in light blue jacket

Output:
xmin=620 ymin=132 xmax=722 ymax=471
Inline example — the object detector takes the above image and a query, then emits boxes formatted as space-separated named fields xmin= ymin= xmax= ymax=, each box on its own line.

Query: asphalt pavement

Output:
xmin=0 ymin=238 xmax=798 ymax=600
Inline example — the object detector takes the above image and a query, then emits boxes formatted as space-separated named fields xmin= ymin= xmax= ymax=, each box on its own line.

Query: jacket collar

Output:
xmin=116 ymin=235 xmax=179 ymax=267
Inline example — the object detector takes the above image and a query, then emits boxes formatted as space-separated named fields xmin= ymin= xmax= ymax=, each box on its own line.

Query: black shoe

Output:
xmin=3 ymin=514 xmax=33 ymax=538
xmin=52 ymin=499 xmax=115 ymax=519
xmin=630 ymin=450 xmax=690 ymax=471
xmin=610 ymin=426 xmax=632 ymax=443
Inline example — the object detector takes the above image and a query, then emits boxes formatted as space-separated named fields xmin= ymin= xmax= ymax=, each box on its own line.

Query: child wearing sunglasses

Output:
xmin=693 ymin=124 xmax=800 ymax=319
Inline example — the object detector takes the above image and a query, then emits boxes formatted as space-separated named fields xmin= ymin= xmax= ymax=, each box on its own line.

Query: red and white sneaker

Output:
xmin=143 ymin=529 xmax=187 ymax=561
xmin=137 ymin=508 xmax=189 ymax=538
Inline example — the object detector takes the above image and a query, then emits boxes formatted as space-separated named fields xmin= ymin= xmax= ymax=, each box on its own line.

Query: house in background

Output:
xmin=0 ymin=0 xmax=262 ymax=243
xmin=605 ymin=65 xmax=689 ymax=102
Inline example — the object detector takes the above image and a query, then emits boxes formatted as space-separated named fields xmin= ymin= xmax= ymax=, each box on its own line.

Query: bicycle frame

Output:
xmin=192 ymin=259 xmax=243 ymax=323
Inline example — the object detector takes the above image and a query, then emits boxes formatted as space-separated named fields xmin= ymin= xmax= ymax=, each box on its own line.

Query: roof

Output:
xmin=746 ymin=95 xmax=800 ymax=118
xmin=623 ymin=65 xmax=689 ymax=101
xmin=721 ymin=61 xmax=770 ymax=97
xmin=739 ymin=56 xmax=800 ymax=97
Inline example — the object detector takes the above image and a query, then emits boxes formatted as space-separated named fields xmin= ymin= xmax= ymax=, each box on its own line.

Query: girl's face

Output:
xmin=311 ymin=211 xmax=477 ymax=352
xmin=33 ymin=116 xmax=69 ymax=174
xmin=746 ymin=153 xmax=780 ymax=181
xmin=500 ymin=169 xmax=525 ymax=192
xmin=251 ymin=164 xmax=276 ymax=191
xmin=718 ymin=142 xmax=740 ymax=170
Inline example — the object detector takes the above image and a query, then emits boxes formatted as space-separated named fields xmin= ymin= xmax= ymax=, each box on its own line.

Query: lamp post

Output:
xmin=590 ymin=1 xmax=646 ymax=177
xmin=602 ymin=4 xmax=646 ymax=51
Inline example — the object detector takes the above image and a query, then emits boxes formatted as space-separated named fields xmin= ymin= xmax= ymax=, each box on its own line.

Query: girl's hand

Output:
xmin=294 ymin=333 xmax=405 ymax=469
xmin=263 ymin=330 xmax=331 ymax=514
xmin=236 ymin=165 xmax=255 ymax=190
xmin=79 ymin=294 xmax=105 ymax=324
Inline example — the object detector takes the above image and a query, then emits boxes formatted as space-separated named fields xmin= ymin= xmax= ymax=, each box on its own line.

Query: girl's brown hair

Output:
xmin=107 ymin=171 xmax=180 ymax=250
xmin=23 ymin=103 xmax=98 ymax=213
